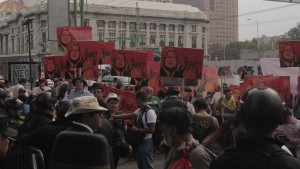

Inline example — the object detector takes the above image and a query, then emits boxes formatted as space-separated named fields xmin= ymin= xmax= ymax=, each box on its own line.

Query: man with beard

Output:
xmin=65 ymin=43 xmax=85 ymax=80
xmin=159 ymin=107 xmax=212 ymax=169
xmin=111 ymin=52 xmax=131 ymax=77
xmin=280 ymin=43 xmax=300 ymax=67
xmin=160 ymin=49 xmax=185 ymax=78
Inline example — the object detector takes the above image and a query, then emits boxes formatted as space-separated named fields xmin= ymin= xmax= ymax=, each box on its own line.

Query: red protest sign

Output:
xmin=298 ymin=77 xmax=300 ymax=96
xmin=111 ymin=50 xmax=153 ymax=78
xmin=160 ymin=47 xmax=204 ymax=79
xmin=279 ymin=41 xmax=300 ymax=68
xmin=99 ymin=42 xmax=115 ymax=65
xmin=64 ymin=41 xmax=99 ymax=79
xmin=230 ymin=85 xmax=241 ymax=101
xmin=200 ymin=67 xmax=218 ymax=92
xmin=43 ymin=56 xmax=66 ymax=80
xmin=56 ymin=26 xmax=93 ymax=52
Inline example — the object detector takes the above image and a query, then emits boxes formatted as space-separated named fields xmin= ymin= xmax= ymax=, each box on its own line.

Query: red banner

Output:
xmin=56 ymin=26 xmax=93 ymax=52
xmin=99 ymin=42 xmax=115 ymax=65
xmin=200 ymin=67 xmax=218 ymax=92
xmin=43 ymin=56 xmax=66 ymax=80
xmin=111 ymin=50 xmax=154 ymax=78
xmin=64 ymin=41 xmax=99 ymax=79
xmin=230 ymin=85 xmax=241 ymax=101
xmin=279 ymin=41 xmax=300 ymax=68
xmin=160 ymin=47 xmax=204 ymax=79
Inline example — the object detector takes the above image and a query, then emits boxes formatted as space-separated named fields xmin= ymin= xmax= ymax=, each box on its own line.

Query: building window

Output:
xmin=11 ymin=28 xmax=14 ymax=34
xmin=150 ymin=23 xmax=156 ymax=30
xmin=191 ymin=25 xmax=197 ymax=32
xmin=41 ymin=20 xmax=47 ymax=27
xmin=108 ymin=33 xmax=115 ymax=42
xmin=159 ymin=35 xmax=165 ymax=46
xmin=140 ymin=23 xmax=147 ymax=30
xmin=202 ymin=37 xmax=205 ymax=49
xmin=11 ymin=37 xmax=14 ymax=53
xmin=42 ymin=32 xmax=47 ymax=52
xmin=130 ymin=34 xmax=136 ymax=48
xmin=119 ymin=21 xmax=126 ymax=29
xmin=84 ymin=19 xmax=89 ymax=26
xmin=119 ymin=33 xmax=126 ymax=49
xmin=97 ymin=20 xmax=105 ymax=28
xmin=159 ymin=24 xmax=166 ymax=31
xmin=130 ymin=22 xmax=136 ymax=29
xmin=178 ymin=36 xmax=183 ymax=47
xmin=201 ymin=26 xmax=206 ymax=33
xmin=140 ymin=34 xmax=146 ymax=46
xmin=98 ymin=32 xmax=105 ymax=42
xmin=192 ymin=36 xmax=197 ymax=48
xmin=108 ymin=21 xmax=116 ymax=28
xmin=178 ymin=25 xmax=184 ymax=32
xmin=17 ymin=37 xmax=20 ymax=53
xmin=29 ymin=22 xmax=33 ymax=29
xmin=150 ymin=34 xmax=156 ymax=44
xmin=169 ymin=24 xmax=175 ymax=31
xmin=169 ymin=35 xmax=174 ymax=47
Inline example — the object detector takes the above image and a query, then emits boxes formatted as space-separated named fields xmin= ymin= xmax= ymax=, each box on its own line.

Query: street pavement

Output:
xmin=118 ymin=153 xmax=165 ymax=169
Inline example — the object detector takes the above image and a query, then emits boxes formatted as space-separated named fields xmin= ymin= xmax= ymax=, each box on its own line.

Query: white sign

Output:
xmin=9 ymin=62 xmax=41 ymax=85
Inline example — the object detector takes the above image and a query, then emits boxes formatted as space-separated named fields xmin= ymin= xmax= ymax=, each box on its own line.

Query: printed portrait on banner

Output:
xmin=230 ymin=85 xmax=241 ymax=101
xmin=56 ymin=26 xmax=93 ymax=53
xmin=98 ymin=42 xmax=115 ymax=65
xmin=160 ymin=47 xmax=204 ymax=79
xmin=64 ymin=42 xmax=85 ymax=80
xmin=43 ymin=56 xmax=66 ymax=80
xmin=279 ymin=41 xmax=300 ymax=68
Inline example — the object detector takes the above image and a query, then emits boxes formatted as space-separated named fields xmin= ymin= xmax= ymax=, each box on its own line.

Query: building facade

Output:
xmin=0 ymin=0 xmax=208 ymax=78
xmin=173 ymin=0 xmax=238 ymax=46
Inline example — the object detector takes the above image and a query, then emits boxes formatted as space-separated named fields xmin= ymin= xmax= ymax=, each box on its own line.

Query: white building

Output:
xmin=0 ymin=0 xmax=208 ymax=78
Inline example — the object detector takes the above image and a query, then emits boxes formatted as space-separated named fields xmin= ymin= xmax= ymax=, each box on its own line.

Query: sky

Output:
xmin=0 ymin=0 xmax=300 ymax=41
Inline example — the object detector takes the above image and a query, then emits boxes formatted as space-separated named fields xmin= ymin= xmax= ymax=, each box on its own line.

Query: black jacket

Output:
xmin=210 ymin=133 xmax=300 ymax=169
xmin=161 ymin=96 xmax=187 ymax=110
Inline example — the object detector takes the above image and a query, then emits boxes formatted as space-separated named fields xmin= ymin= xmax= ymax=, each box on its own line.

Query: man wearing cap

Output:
xmin=65 ymin=96 xmax=107 ymax=133
xmin=32 ymin=78 xmax=52 ymax=98
xmin=159 ymin=107 xmax=212 ymax=169
xmin=103 ymin=93 xmax=127 ymax=168
xmin=161 ymin=86 xmax=187 ymax=111
xmin=12 ymin=78 xmax=27 ymax=98
xmin=0 ymin=114 xmax=18 ymax=158
xmin=93 ymin=83 xmax=107 ymax=108
xmin=67 ymin=76 xmax=93 ymax=100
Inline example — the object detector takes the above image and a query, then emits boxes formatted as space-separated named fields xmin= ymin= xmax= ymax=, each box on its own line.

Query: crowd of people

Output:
xmin=0 ymin=75 xmax=300 ymax=169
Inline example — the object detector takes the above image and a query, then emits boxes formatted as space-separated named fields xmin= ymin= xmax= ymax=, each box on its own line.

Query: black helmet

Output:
xmin=0 ymin=88 xmax=7 ymax=99
xmin=35 ymin=91 xmax=57 ymax=110
xmin=4 ymin=98 xmax=23 ymax=110
xmin=240 ymin=87 xmax=284 ymax=129
xmin=56 ymin=99 xmax=72 ymax=119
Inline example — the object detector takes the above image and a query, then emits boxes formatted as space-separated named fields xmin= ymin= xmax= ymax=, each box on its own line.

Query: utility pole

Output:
xmin=23 ymin=19 xmax=33 ymax=90
xmin=74 ymin=0 xmax=77 ymax=26
xmin=80 ymin=0 xmax=84 ymax=26
xmin=136 ymin=2 xmax=140 ymax=49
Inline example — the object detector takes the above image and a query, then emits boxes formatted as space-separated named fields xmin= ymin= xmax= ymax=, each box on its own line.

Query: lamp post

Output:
xmin=23 ymin=19 xmax=33 ymax=90
xmin=247 ymin=18 xmax=259 ymax=51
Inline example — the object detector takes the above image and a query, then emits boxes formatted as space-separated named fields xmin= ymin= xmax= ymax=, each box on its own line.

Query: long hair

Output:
xmin=162 ymin=48 xmax=179 ymax=68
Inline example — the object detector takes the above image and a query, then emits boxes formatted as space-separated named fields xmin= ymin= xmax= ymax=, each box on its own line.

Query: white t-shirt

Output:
xmin=134 ymin=107 xmax=157 ymax=139
xmin=12 ymin=84 xmax=25 ymax=98
xmin=32 ymin=86 xmax=52 ymax=96
xmin=210 ymin=92 xmax=223 ymax=105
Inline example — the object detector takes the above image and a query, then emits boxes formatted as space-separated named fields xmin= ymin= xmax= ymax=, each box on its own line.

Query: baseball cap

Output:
xmin=105 ymin=93 xmax=119 ymax=103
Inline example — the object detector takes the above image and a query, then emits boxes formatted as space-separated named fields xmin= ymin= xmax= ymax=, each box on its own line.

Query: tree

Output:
xmin=288 ymin=27 xmax=300 ymax=40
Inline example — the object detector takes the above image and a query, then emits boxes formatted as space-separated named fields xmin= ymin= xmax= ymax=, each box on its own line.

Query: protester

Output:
xmin=49 ymin=131 xmax=110 ymax=169
xmin=192 ymin=98 xmax=219 ymax=143
xmin=159 ymin=107 xmax=212 ymax=169
xmin=3 ymin=80 xmax=12 ymax=98
xmin=210 ymin=87 xmax=300 ymax=169
xmin=161 ymin=86 xmax=187 ymax=111
xmin=209 ymin=83 xmax=228 ymax=115
xmin=93 ymin=83 xmax=107 ymax=108
xmin=0 ymin=114 xmax=18 ymax=158
xmin=4 ymin=98 xmax=24 ymax=129
xmin=275 ymin=105 xmax=300 ymax=157
xmin=12 ymin=78 xmax=27 ymax=98
xmin=215 ymin=88 xmax=236 ymax=114
xmin=32 ymin=78 xmax=52 ymax=98
xmin=67 ymin=76 xmax=92 ymax=100
xmin=56 ymin=83 xmax=70 ymax=103
xmin=102 ymin=93 xmax=127 ymax=168
xmin=145 ymin=87 xmax=161 ymax=113
xmin=65 ymin=96 xmax=107 ymax=133
xmin=115 ymin=92 xmax=156 ymax=169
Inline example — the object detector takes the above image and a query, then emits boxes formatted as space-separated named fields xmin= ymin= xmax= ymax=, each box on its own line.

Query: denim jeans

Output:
xmin=135 ymin=138 xmax=154 ymax=169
